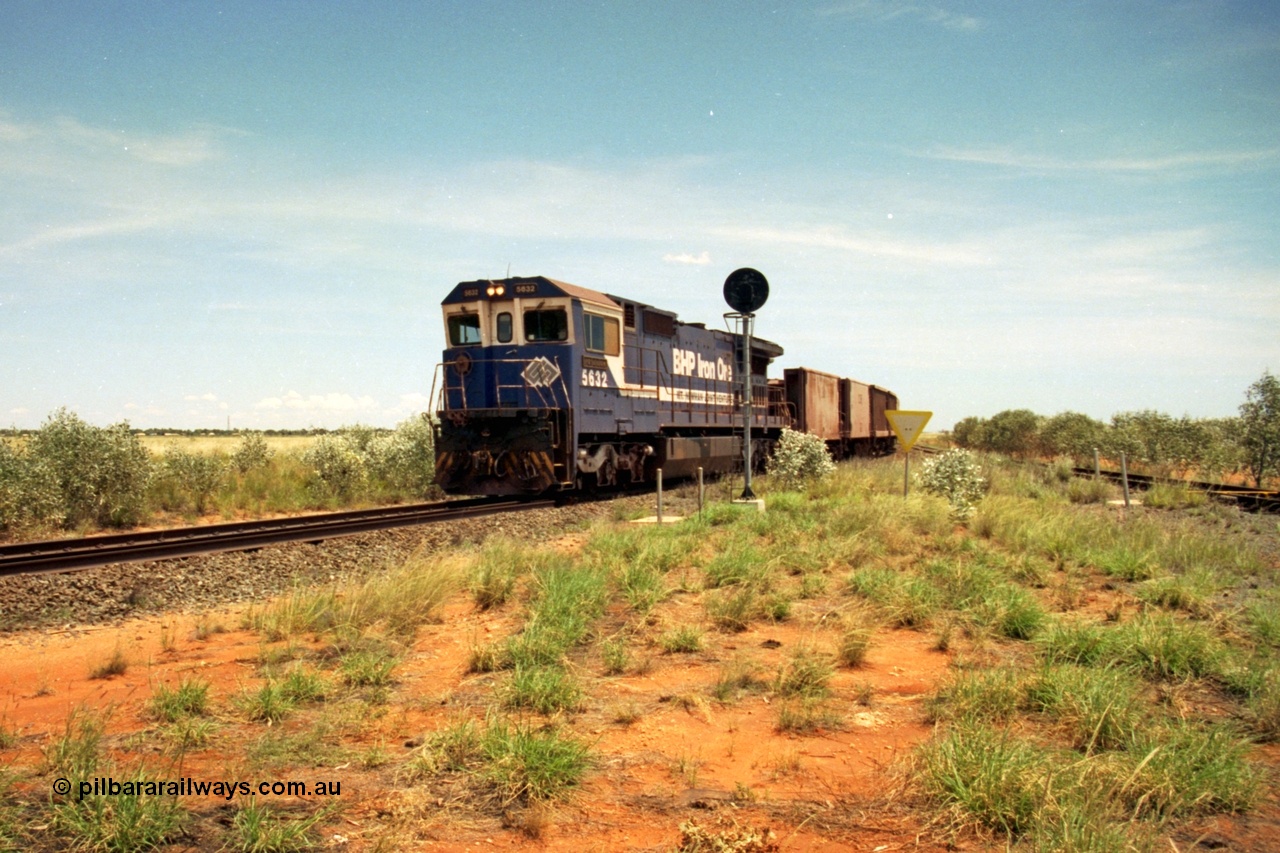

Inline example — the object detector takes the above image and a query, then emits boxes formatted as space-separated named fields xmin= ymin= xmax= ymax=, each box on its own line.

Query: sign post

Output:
xmin=723 ymin=268 xmax=769 ymax=500
xmin=886 ymin=410 xmax=932 ymax=497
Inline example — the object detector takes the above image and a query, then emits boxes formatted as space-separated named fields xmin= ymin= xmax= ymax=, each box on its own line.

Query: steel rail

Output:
xmin=0 ymin=496 xmax=555 ymax=577
xmin=915 ymin=446 xmax=1278 ymax=512
xmin=1078 ymin=467 xmax=1280 ymax=512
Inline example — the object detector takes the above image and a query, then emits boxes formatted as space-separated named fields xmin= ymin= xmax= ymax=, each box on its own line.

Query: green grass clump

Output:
xmin=480 ymin=718 xmax=591 ymax=805
xmin=470 ymin=557 xmax=519 ymax=610
xmin=238 ymin=667 xmax=330 ymax=725
xmin=339 ymin=648 xmax=398 ymax=687
xmin=1142 ymin=483 xmax=1208 ymax=510
xmin=1135 ymin=570 xmax=1216 ymax=616
xmin=42 ymin=710 xmax=189 ymax=851
xmin=48 ymin=768 xmax=188 ymax=852
xmin=1116 ymin=720 xmax=1260 ymax=818
xmin=1066 ymin=477 xmax=1113 ymax=505
xmin=846 ymin=567 xmax=937 ymax=628
xmin=704 ymin=586 xmax=761 ymax=632
xmin=711 ymin=656 xmax=765 ymax=703
xmin=774 ymin=647 xmax=833 ymax=699
xmin=239 ymin=682 xmax=298 ymax=724
xmin=1023 ymin=664 xmax=1143 ymax=752
xmin=976 ymin=584 xmax=1048 ymax=640
xmin=148 ymin=678 xmax=210 ymax=723
xmin=658 ymin=625 xmax=705 ymax=653
xmin=925 ymin=668 xmax=1025 ymax=725
xmin=1035 ymin=619 xmax=1116 ymax=668
xmin=776 ymin=697 xmax=843 ymax=734
xmin=414 ymin=715 xmax=590 ymax=805
xmin=600 ymin=636 xmax=630 ymax=675
xmin=228 ymin=798 xmax=329 ymax=853
xmin=1089 ymin=544 xmax=1159 ymax=581
xmin=917 ymin=724 xmax=1061 ymax=837
xmin=1112 ymin=612 xmax=1227 ymax=681
xmin=703 ymin=542 xmax=770 ymax=589
xmin=249 ymin=549 xmax=463 ymax=643
xmin=503 ymin=665 xmax=583 ymax=715
xmin=836 ymin=621 xmax=874 ymax=668
xmin=506 ymin=563 xmax=609 ymax=669
xmin=617 ymin=563 xmax=667 ymax=615
xmin=43 ymin=710 xmax=104 ymax=780
xmin=1243 ymin=599 xmax=1280 ymax=648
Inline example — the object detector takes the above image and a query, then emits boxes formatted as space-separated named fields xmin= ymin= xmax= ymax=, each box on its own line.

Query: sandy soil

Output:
xmin=3 ymin=517 xmax=1279 ymax=852
xmin=0 ymin=589 xmax=969 ymax=851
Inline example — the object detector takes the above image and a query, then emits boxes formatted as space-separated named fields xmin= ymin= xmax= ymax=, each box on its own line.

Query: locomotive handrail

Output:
xmin=437 ymin=355 xmax=571 ymax=412
xmin=620 ymin=343 xmax=780 ymax=429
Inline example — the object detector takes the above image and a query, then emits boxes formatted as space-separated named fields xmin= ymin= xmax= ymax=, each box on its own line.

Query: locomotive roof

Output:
xmin=443 ymin=275 xmax=783 ymax=356
xmin=443 ymin=276 xmax=621 ymax=310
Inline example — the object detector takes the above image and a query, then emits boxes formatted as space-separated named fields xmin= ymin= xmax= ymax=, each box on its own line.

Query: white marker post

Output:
xmin=885 ymin=410 xmax=933 ymax=497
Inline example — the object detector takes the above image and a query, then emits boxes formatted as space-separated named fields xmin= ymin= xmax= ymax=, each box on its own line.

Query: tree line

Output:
xmin=0 ymin=409 xmax=439 ymax=538
xmin=950 ymin=371 xmax=1280 ymax=487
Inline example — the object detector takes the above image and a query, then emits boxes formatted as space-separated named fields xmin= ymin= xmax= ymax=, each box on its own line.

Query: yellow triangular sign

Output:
xmin=886 ymin=410 xmax=932 ymax=452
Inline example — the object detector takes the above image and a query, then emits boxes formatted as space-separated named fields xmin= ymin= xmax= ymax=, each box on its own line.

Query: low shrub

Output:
xmin=917 ymin=449 xmax=986 ymax=520
xmin=766 ymin=428 xmax=835 ymax=491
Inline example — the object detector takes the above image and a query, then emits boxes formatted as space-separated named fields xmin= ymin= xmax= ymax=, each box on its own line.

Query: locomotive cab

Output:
xmin=433 ymin=277 xmax=624 ymax=495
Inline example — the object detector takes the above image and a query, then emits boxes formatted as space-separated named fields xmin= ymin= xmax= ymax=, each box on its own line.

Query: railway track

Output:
xmin=916 ymin=444 xmax=1279 ymax=513
xmin=0 ymin=496 xmax=554 ymax=577
xmin=1076 ymin=467 xmax=1280 ymax=512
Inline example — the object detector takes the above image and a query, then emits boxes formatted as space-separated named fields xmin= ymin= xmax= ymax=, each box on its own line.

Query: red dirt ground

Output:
xmin=0 ymin=590 xmax=969 ymax=851
xmin=3 ymin=527 xmax=1279 ymax=851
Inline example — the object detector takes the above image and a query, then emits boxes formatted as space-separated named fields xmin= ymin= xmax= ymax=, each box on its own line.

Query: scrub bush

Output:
xmin=0 ymin=442 xmax=62 ymax=535
xmin=303 ymin=434 xmax=368 ymax=500
xmin=364 ymin=414 xmax=437 ymax=497
xmin=766 ymin=428 xmax=835 ymax=491
xmin=160 ymin=450 xmax=227 ymax=515
xmin=917 ymin=449 xmax=986 ymax=520
xmin=230 ymin=432 xmax=274 ymax=474
xmin=302 ymin=417 xmax=437 ymax=502
xmin=17 ymin=409 xmax=152 ymax=529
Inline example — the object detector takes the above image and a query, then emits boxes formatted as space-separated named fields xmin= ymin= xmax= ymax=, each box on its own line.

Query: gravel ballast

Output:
xmin=0 ymin=496 xmax=676 ymax=632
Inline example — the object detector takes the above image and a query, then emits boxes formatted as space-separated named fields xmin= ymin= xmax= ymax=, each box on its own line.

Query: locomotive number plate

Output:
xmin=581 ymin=368 xmax=610 ymax=388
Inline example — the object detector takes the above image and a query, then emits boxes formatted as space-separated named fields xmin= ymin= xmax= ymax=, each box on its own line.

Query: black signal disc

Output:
xmin=723 ymin=268 xmax=769 ymax=314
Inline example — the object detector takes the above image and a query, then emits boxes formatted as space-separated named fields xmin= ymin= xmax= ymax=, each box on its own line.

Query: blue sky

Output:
xmin=2 ymin=1 xmax=1277 ymax=431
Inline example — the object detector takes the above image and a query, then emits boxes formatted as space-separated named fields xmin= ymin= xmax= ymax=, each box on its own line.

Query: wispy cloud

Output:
xmin=818 ymin=1 xmax=979 ymax=31
xmin=49 ymin=116 xmax=236 ymax=166
xmin=663 ymin=251 xmax=711 ymax=265
xmin=0 ymin=214 xmax=178 ymax=256
xmin=254 ymin=391 xmax=379 ymax=413
xmin=708 ymin=224 xmax=990 ymax=268
xmin=921 ymin=145 xmax=1279 ymax=174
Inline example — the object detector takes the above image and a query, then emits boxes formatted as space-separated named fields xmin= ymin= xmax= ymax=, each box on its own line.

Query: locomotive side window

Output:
xmin=584 ymin=313 xmax=619 ymax=355
xmin=448 ymin=314 xmax=482 ymax=346
xmin=496 ymin=312 xmax=513 ymax=343
xmin=524 ymin=308 xmax=568 ymax=342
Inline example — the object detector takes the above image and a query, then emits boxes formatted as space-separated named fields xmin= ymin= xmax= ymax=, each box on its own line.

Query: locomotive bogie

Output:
xmin=434 ymin=408 xmax=566 ymax=496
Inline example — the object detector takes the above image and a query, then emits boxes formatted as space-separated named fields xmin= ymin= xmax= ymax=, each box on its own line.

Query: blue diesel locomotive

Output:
xmin=431 ymin=275 xmax=895 ymax=496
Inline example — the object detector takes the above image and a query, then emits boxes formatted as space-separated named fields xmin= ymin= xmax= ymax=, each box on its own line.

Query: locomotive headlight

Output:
xmin=486 ymin=284 xmax=506 ymax=297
